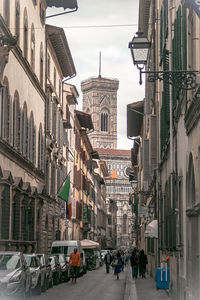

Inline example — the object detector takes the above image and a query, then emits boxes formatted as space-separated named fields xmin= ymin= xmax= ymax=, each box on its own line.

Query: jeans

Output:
xmin=131 ymin=265 xmax=138 ymax=278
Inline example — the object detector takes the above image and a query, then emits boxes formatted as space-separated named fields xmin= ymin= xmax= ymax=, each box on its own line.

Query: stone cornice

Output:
xmin=0 ymin=138 xmax=45 ymax=182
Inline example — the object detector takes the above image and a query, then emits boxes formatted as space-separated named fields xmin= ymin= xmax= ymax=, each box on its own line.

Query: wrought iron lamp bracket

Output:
xmin=138 ymin=68 xmax=198 ymax=90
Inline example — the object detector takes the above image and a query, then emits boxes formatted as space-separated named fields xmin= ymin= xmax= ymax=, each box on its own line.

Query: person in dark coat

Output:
xmin=104 ymin=251 xmax=112 ymax=273
xmin=130 ymin=250 xmax=139 ymax=279
xmin=139 ymin=249 xmax=148 ymax=278
xmin=113 ymin=251 xmax=123 ymax=280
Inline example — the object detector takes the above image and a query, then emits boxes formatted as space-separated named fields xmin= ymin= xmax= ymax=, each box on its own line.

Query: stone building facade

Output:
xmin=0 ymin=0 xmax=78 ymax=253
xmin=128 ymin=0 xmax=200 ymax=299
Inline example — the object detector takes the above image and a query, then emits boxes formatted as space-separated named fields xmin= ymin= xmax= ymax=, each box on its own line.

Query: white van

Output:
xmin=51 ymin=240 xmax=87 ymax=275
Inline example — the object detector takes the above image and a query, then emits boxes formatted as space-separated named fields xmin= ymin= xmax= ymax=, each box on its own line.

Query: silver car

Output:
xmin=0 ymin=251 xmax=31 ymax=299
xmin=24 ymin=254 xmax=45 ymax=296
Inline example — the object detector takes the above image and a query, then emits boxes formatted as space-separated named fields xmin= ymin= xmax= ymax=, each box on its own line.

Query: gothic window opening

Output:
xmin=1 ymin=185 xmax=10 ymax=239
xmin=21 ymin=103 xmax=28 ymax=157
xmin=13 ymin=91 xmax=20 ymax=151
xmin=101 ymin=113 xmax=108 ymax=132
xmin=12 ymin=192 xmax=20 ymax=240
xmin=23 ymin=9 xmax=28 ymax=59
xmin=1 ymin=81 xmax=11 ymax=142
xmin=29 ymin=112 xmax=36 ymax=164
xmin=40 ymin=43 xmax=43 ymax=86
xmin=38 ymin=124 xmax=44 ymax=171
xmin=15 ymin=1 xmax=20 ymax=41
xmin=30 ymin=24 xmax=35 ymax=71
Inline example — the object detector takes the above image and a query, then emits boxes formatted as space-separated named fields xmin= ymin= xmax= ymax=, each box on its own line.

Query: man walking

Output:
xmin=69 ymin=248 xmax=81 ymax=283
xmin=104 ymin=251 xmax=112 ymax=273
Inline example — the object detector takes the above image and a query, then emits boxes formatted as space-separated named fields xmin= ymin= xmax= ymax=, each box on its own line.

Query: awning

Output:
xmin=127 ymin=100 xmax=144 ymax=138
xmin=75 ymin=110 xmax=94 ymax=130
xmin=145 ymin=220 xmax=158 ymax=238
xmin=81 ymin=239 xmax=100 ymax=249
xmin=46 ymin=0 xmax=78 ymax=9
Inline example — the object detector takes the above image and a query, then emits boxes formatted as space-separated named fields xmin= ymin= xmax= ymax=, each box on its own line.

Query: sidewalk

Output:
xmin=124 ymin=266 xmax=172 ymax=300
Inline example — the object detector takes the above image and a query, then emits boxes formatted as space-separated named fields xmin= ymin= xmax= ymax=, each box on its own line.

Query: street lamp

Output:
xmin=128 ymin=33 xmax=198 ymax=90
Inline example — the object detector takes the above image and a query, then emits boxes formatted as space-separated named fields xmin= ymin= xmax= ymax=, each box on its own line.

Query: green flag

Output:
xmin=58 ymin=177 xmax=70 ymax=202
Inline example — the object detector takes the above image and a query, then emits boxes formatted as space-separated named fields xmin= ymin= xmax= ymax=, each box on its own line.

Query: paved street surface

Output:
xmin=31 ymin=266 xmax=126 ymax=300
xmin=125 ymin=266 xmax=172 ymax=300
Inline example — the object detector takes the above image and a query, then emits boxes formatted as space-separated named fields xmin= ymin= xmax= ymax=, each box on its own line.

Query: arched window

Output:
xmin=40 ymin=43 xmax=44 ymax=86
xmin=38 ymin=124 xmax=44 ymax=171
xmin=13 ymin=91 xmax=21 ymax=150
xmin=101 ymin=112 xmax=108 ymax=132
xmin=1 ymin=184 xmax=11 ymax=239
xmin=29 ymin=112 xmax=36 ymax=164
xmin=15 ymin=0 xmax=20 ymax=41
xmin=4 ymin=0 xmax=10 ymax=27
xmin=123 ymin=214 xmax=127 ymax=234
xmin=1 ymin=78 xmax=10 ymax=142
xmin=12 ymin=191 xmax=21 ymax=240
xmin=21 ymin=102 xmax=28 ymax=157
xmin=23 ymin=9 xmax=28 ymax=59
xmin=30 ymin=24 xmax=35 ymax=71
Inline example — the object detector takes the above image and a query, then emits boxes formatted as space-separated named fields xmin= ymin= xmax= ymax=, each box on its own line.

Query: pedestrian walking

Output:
xmin=104 ymin=251 xmax=112 ymax=273
xmin=139 ymin=249 xmax=148 ymax=278
xmin=113 ymin=251 xmax=123 ymax=280
xmin=69 ymin=248 xmax=81 ymax=283
xmin=130 ymin=250 xmax=139 ymax=279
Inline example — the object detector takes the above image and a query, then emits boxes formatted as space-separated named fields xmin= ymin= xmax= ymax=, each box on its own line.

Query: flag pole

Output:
xmin=57 ymin=170 xmax=72 ymax=195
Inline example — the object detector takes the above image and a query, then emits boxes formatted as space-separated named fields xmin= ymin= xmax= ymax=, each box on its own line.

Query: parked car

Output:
xmin=0 ymin=251 xmax=31 ymax=299
xmin=37 ymin=253 xmax=53 ymax=289
xmin=24 ymin=254 xmax=45 ymax=296
xmin=55 ymin=254 xmax=69 ymax=282
xmin=48 ymin=255 xmax=62 ymax=285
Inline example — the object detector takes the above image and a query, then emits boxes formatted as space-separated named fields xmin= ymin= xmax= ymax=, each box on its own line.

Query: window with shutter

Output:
xmin=150 ymin=115 xmax=157 ymax=175
xmin=1 ymin=184 xmax=10 ymax=239
xmin=13 ymin=93 xmax=20 ymax=150
xmin=3 ymin=86 xmax=10 ymax=142
xmin=22 ymin=103 xmax=28 ymax=156
xmin=38 ymin=124 xmax=44 ymax=171
xmin=143 ymin=139 xmax=150 ymax=182
xmin=12 ymin=192 xmax=21 ymax=240
xmin=40 ymin=43 xmax=44 ymax=87
xmin=9 ymin=95 xmax=13 ymax=146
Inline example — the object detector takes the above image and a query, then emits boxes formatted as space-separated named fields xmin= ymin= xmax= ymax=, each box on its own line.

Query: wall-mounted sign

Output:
xmin=189 ymin=0 xmax=200 ymax=18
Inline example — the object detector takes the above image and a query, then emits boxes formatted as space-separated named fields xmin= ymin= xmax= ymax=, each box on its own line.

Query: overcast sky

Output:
xmin=47 ymin=0 xmax=144 ymax=150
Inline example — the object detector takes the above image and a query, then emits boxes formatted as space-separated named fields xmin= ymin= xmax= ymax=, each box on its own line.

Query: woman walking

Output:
xmin=113 ymin=251 xmax=123 ymax=280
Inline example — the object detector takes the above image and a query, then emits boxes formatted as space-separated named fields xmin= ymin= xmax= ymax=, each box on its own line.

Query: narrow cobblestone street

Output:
xmin=31 ymin=266 xmax=126 ymax=300
xmin=31 ymin=265 xmax=172 ymax=300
